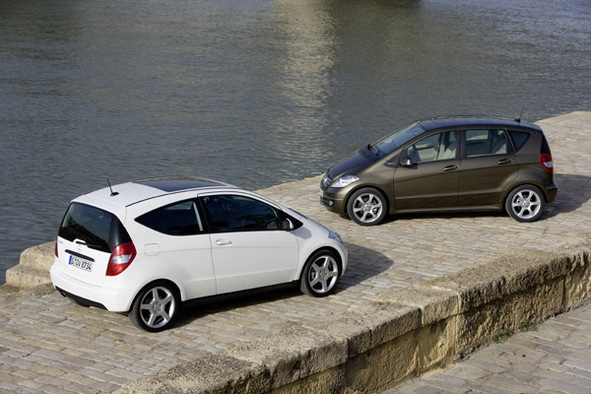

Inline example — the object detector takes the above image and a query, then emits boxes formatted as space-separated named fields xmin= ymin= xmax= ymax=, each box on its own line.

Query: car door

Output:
xmin=133 ymin=199 xmax=216 ymax=300
xmin=393 ymin=130 xmax=460 ymax=210
xmin=458 ymin=128 xmax=519 ymax=207
xmin=200 ymin=193 xmax=299 ymax=295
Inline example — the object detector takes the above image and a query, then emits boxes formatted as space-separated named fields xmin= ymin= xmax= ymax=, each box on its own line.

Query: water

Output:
xmin=1 ymin=0 xmax=589 ymax=276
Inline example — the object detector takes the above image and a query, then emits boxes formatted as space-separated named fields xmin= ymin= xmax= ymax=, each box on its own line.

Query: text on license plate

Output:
xmin=69 ymin=255 xmax=93 ymax=272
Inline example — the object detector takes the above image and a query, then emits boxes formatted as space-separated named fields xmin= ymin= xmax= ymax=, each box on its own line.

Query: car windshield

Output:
xmin=370 ymin=122 xmax=426 ymax=157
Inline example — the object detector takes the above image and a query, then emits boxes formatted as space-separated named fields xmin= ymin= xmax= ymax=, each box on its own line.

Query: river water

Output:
xmin=1 ymin=0 xmax=589 ymax=276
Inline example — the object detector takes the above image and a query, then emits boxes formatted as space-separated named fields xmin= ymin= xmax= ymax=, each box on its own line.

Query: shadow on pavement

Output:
xmin=546 ymin=173 xmax=591 ymax=217
xmin=175 ymin=244 xmax=392 ymax=329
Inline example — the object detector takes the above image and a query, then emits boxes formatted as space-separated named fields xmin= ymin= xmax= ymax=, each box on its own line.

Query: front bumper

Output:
xmin=319 ymin=189 xmax=347 ymax=214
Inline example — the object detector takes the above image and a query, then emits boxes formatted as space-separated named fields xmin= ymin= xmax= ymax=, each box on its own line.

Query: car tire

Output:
xmin=129 ymin=281 xmax=180 ymax=332
xmin=505 ymin=185 xmax=545 ymax=222
xmin=300 ymin=250 xmax=341 ymax=297
xmin=347 ymin=187 xmax=388 ymax=226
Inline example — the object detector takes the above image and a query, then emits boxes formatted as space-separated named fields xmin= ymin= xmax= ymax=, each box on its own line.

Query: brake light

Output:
xmin=106 ymin=242 xmax=137 ymax=276
xmin=540 ymin=153 xmax=553 ymax=174
xmin=55 ymin=237 xmax=59 ymax=258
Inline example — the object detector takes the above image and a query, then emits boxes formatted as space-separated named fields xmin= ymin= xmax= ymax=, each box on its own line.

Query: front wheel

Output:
xmin=505 ymin=185 xmax=545 ymax=222
xmin=129 ymin=281 xmax=180 ymax=332
xmin=347 ymin=187 xmax=388 ymax=226
xmin=300 ymin=250 xmax=341 ymax=297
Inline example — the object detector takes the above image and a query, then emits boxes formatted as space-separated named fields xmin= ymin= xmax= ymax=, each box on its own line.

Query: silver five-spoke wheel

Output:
xmin=130 ymin=282 xmax=179 ymax=332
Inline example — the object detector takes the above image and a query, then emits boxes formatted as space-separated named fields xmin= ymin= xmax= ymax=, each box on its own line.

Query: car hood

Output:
xmin=328 ymin=147 xmax=378 ymax=179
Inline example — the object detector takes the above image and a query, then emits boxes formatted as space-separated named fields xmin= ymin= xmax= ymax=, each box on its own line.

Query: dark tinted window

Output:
xmin=202 ymin=195 xmax=280 ymax=233
xmin=540 ymin=134 xmax=552 ymax=154
xmin=136 ymin=200 xmax=204 ymax=236
xmin=508 ymin=130 xmax=531 ymax=151
xmin=58 ymin=203 xmax=129 ymax=253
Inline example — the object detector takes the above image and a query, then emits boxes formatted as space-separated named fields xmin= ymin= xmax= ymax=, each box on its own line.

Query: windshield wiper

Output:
xmin=367 ymin=144 xmax=380 ymax=156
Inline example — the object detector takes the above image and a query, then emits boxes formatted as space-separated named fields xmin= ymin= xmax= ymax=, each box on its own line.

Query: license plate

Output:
xmin=69 ymin=255 xmax=93 ymax=272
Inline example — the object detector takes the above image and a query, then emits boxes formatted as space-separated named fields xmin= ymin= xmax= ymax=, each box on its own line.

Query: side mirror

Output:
xmin=401 ymin=158 xmax=413 ymax=167
xmin=280 ymin=219 xmax=294 ymax=231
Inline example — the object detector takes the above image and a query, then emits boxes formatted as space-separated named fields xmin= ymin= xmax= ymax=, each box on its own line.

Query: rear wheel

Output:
xmin=347 ymin=187 xmax=388 ymax=226
xmin=300 ymin=250 xmax=341 ymax=297
xmin=505 ymin=185 xmax=544 ymax=222
xmin=130 ymin=281 xmax=180 ymax=332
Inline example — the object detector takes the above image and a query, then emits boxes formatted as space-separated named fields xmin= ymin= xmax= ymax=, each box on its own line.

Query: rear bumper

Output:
xmin=50 ymin=263 xmax=136 ymax=312
xmin=545 ymin=183 xmax=558 ymax=203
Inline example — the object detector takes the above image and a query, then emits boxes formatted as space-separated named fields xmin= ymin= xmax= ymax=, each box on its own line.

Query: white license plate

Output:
xmin=69 ymin=255 xmax=93 ymax=272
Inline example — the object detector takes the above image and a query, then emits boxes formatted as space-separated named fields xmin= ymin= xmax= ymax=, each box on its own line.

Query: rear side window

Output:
xmin=135 ymin=200 xmax=204 ymax=236
xmin=58 ymin=203 xmax=130 ymax=253
xmin=508 ymin=130 xmax=531 ymax=151
xmin=540 ymin=134 xmax=552 ymax=154
xmin=465 ymin=129 xmax=508 ymax=157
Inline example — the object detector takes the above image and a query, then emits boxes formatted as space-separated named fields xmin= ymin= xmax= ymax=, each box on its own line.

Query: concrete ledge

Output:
xmin=5 ymin=241 xmax=54 ymax=289
xmin=117 ymin=232 xmax=591 ymax=393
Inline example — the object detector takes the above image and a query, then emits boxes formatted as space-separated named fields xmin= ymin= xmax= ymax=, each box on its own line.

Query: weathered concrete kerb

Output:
xmin=1 ymin=111 xmax=590 ymax=392
xmin=113 ymin=234 xmax=591 ymax=393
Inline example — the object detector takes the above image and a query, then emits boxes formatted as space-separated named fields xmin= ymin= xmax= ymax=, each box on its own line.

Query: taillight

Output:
xmin=106 ymin=242 xmax=137 ymax=276
xmin=55 ymin=237 xmax=59 ymax=258
xmin=540 ymin=153 xmax=553 ymax=174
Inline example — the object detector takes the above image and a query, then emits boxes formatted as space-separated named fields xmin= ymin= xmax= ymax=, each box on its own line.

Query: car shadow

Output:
xmin=377 ymin=172 xmax=590 ymax=223
xmin=174 ymin=244 xmax=392 ymax=329
xmin=544 ymin=173 xmax=591 ymax=218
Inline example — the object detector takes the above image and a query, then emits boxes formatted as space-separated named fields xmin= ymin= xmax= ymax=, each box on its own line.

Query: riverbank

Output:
xmin=1 ymin=111 xmax=590 ymax=392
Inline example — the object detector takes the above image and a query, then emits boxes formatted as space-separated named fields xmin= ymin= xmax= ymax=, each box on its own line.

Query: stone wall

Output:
xmin=117 ymin=232 xmax=591 ymax=393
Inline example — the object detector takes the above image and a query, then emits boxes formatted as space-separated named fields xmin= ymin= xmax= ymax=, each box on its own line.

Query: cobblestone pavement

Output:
xmin=388 ymin=300 xmax=591 ymax=393
xmin=1 ymin=112 xmax=590 ymax=392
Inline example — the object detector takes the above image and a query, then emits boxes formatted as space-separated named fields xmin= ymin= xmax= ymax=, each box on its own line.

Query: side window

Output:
xmin=406 ymin=131 xmax=457 ymax=163
xmin=508 ymin=130 xmax=531 ymax=151
xmin=202 ymin=195 xmax=281 ymax=233
xmin=465 ymin=129 xmax=508 ymax=157
xmin=135 ymin=200 xmax=204 ymax=236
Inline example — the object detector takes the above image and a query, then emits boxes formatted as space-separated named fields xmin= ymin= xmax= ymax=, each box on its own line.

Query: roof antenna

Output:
xmin=515 ymin=108 xmax=524 ymax=123
xmin=107 ymin=178 xmax=119 ymax=196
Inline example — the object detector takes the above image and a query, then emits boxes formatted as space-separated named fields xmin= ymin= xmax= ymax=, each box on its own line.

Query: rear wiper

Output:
xmin=76 ymin=239 xmax=104 ymax=251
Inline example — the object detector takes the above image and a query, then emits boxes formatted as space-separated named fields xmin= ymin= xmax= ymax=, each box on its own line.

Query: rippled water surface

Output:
xmin=1 ymin=0 xmax=589 ymax=274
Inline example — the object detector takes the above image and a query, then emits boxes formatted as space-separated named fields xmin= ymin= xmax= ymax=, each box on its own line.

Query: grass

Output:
xmin=494 ymin=319 xmax=540 ymax=343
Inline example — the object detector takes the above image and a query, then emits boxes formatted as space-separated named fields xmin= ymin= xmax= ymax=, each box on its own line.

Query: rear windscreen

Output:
xmin=58 ymin=202 xmax=130 ymax=253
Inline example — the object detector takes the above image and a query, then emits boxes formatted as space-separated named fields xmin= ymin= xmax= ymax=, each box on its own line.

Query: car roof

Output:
xmin=416 ymin=116 xmax=542 ymax=132
xmin=73 ymin=177 xmax=239 ymax=210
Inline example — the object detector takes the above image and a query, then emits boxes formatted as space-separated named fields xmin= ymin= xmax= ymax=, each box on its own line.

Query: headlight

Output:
xmin=329 ymin=231 xmax=343 ymax=244
xmin=331 ymin=175 xmax=359 ymax=188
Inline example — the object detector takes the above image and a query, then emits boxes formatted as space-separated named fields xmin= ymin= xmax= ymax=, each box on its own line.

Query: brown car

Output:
xmin=320 ymin=116 xmax=558 ymax=225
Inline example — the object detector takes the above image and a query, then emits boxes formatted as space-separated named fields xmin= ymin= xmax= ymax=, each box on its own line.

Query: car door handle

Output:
xmin=497 ymin=158 xmax=512 ymax=165
xmin=215 ymin=239 xmax=233 ymax=246
xmin=443 ymin=164 xmax=458 ymax=172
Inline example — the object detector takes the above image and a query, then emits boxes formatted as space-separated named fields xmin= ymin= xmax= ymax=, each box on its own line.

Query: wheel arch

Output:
xmin=501 ymin=181 xmax=549 ymax=210
xmin=300 ymin=246 xmax=344 ymax=280
xmin=128 ymin=278 xmax=183 ymax=313
xmin=343 ymin=184 xmax=391 ymax=217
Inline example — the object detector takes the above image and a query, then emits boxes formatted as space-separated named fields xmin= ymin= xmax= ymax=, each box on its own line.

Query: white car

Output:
xmin=50 ymin=177 xmax=348 ymax=332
